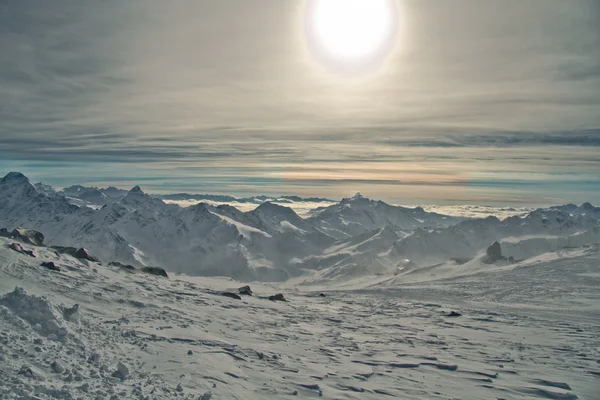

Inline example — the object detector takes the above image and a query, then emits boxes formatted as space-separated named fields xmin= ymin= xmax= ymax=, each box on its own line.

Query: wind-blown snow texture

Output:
xmin=1 ymin=172 xmax=600 ymax=398
xmin=0 ymin=236 xmax=598 ymax=399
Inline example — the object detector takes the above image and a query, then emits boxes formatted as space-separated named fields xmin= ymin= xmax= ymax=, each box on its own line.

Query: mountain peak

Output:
xmin=581 ymin=202 xmax=596 ymax=210
xmin=129 ymin=185 xmax=144 ymax=194
xmin=2 ymin=172 xmax=29 ymax=182
xmin=254 ymin=201 xmax=298 ymax=216
xmin=352 ymin=192 xmax=364 ymax=199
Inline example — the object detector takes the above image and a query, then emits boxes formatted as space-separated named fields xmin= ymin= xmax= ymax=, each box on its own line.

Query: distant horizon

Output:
xmin=2 ymin=170 xmax=597 ymax=211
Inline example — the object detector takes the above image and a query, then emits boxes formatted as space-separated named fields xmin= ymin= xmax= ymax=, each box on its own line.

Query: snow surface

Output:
xmin=0 ymin=236 xmax=598 ymax=399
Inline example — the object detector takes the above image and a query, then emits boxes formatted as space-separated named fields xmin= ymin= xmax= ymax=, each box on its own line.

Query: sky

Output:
xmin=0 ymin=0 xmax=599 ymax=205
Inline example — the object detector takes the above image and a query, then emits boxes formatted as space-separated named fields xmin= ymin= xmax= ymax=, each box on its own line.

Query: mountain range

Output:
xmin=1 ymin=172 xmax=599 ymax=282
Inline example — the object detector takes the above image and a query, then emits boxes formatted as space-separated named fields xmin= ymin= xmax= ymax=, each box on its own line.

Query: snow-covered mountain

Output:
xmin=298 ymin=206 xmax=600 ymax=284
xmin=1 ymin=172 xmax=599 ymax=284
xmin=60 ymin=184 xmax=335 ymax=209
xmin=0 ymin=173 xmax=336 ymax=280
xmin=307 ymin=192 xmax=465 ymax=239
xmin=62 ymin=184 xmax=129 ymax=201
xmin=0 ymin=173 xmax=80 ymax=228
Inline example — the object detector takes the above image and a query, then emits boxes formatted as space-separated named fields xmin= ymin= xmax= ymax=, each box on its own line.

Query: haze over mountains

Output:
xmin=1 ymin=171 xmax=599 ymax=283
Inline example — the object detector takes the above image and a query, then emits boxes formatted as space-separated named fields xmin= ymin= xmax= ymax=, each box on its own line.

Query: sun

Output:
xmin=305 ymin=0 xmax=399 ymax=74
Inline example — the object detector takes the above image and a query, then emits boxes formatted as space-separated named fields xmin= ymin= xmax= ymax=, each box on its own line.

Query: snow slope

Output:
xmin=1 ymin=236 xmax=598 ymax=399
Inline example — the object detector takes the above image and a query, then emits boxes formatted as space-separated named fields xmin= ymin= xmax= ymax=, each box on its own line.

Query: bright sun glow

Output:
xmin=310 ymin=0 xmax=394 ymax=60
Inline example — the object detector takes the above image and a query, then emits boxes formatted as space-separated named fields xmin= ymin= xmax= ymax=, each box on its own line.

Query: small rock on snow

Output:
xmin=268 ymin=293 xmax=286 ymax=302
xmin=51 ymin=361 xmax=65 ymax=374
xmin=115 ymin=361 xmax=129 ymax=380
xmin=221 ymin=292 xmax=242 ymax=300
xmin=200 ymin=392 xmax=213 ymax=400
xmin=41 ymin=261 xmax=60 ymax=271
xmin=140 ymin=266 xmax=169 ymax=278
xmin=238 ymin=285 xmax=253 ymax=296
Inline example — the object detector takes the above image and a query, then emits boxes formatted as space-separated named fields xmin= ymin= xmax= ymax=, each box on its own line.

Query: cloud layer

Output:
xmin=1 ymin=0 xmax=599 ymax=205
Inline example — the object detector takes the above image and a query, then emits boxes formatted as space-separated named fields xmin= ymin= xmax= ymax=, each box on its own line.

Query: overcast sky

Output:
xmin=1 ymin=0 xmax=599 ymax=205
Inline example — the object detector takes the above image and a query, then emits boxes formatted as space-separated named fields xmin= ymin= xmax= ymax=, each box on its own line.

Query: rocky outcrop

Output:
xmin=109 ymin=261 xmax=136 ymax=273
xmin=52 ymin=246 xmax=99 ymax=262
xmin=11 ymin=227 xmax=45 ymax=246
xmin=221 ymin=292 xmax=242 ymax=300
xmin=73 ymin=248 xmax=99 ymax=262
xmin=41 ymin=261 xmax=60 ymax=272
xmin=268 ymin=293 xmax=286 ymax=302
xmin=238 ymin=285 xmax=253 ymax=296
xmin=140 ymin=266 xmax=168 ymax=278
xmin=484 ymin=241 xmax=504 ymax=264
xmin=9 ymin=242 xmax=36 ymax=258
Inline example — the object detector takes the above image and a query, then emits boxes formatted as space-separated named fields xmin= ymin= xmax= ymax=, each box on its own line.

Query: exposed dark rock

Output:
xmin=447 ymin=311 xmax=462 ymax=318
xmin=51 ymin=360 xmax=65 ymax=374
xmin=140 ymin=266 xmax=168 ymax=278
xmin=73 ymin=248 xmax=99 ymax=262
xmin=484 ymin=241 xmax=504 ymax=264
xmin=268 ymin=293 xmax=286 ymax=302
xmin=52 ymin=246 xmax=99 ymax=262
xmin=9 ymin=242 xmax=36 ymax=257
xmin=112 ymin=361 xmax=129 ymax=381
xmin=18 ymin=365 xmax=35 ymax=378
xmin=0 ymin=227 xmax=9 ymax=238
xmin=62 ymin=304 xmax=79 ymax=321
xmin=221 ymin=292 xmax=242 ymax=300
xmin=41 ymin=261 xmax=60 ymax=272
xmin=11 ymin=227 xmax=44 ymax=246
xmin=51 ymin=246 xmax=78 ymax=255
xmin=319 ymin=293 xmax=327 ymax=297
xmin=238 ymin=285 xmax=253 ymax=296
xmin=109 ymin=261 xmax=136 ymax=273
xmin=187 ymin=350 xmax=193 ymax=355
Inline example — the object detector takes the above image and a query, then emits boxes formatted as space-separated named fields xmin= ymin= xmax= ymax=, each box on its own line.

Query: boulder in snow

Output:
xmin=73 ymin=248 xmax=99 ymax=262
xmin=11 ymin=227 xmax=44 ymax=246
xmin=238 ymin=285 xmax=253 ymax=296
xmin=268 ymin=293 xmax=286 ymax=302
xmin=484 ymin=241 xmax=504 ymax=263
xmin=221 ymin=292 xmax=242 ymax=300
xmin=9 ymin=242 xmax=36 ymax=258
xmin=112 ymin=361 xmax=130 ymax=380
xmin=51 ymin=360 xmax=65 ymax=374
xmin=52 ymin=246 xmax=99 ymax=262
xmin=41 ymin=261 xmax=60 ymax=272
xmin=62 ymin=304 xmax=80 ymax=321
xmin=109 ymin=261 xmax=136 ymax=273
xmin=141 ymin=266 xmax=168 ymax=278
